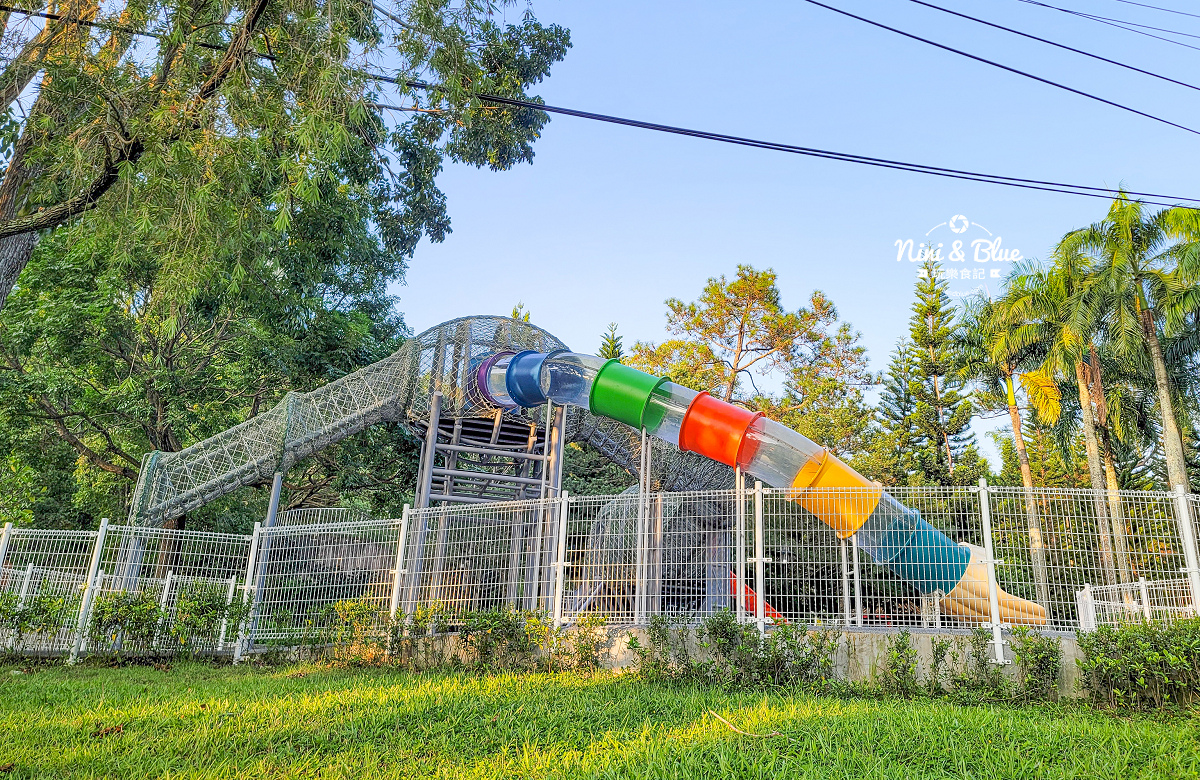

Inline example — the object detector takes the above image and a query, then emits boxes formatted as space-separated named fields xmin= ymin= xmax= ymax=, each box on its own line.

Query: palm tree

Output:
xmin=1062 ymin=197 xmax=1200 ymax=492
xmin=958 ymin=292 xmax=1050 ymax=605
xmin=1000 ymin=257 xmax=1122 ymax=587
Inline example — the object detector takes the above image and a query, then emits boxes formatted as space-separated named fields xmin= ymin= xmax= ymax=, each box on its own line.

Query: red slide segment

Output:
xmin=729 ymin=571 xmax=786 ymax=623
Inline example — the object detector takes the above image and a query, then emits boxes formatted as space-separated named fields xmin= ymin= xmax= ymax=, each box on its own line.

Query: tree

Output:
xmin=958 ymin=290 xmax=1050 ymax=604
xmin=866 ymin=340 xmax=924 ymax=483
xmin=750 ymin=314 xmax=875 ymax=459
xmin=598 ymin=322 xmax=623 ymax=360
xmin=562 ymin=442 xmax=634 ymax=495
xmin=0 ymin=1 xmax=571 ymax=310
xmin=631 ymin=266 xmax=832 ymax=402
xmin=0 ymin=142 xmax=428 ymax=529
xmin=908 ymin=258 xmax=974 ymax=483
xmin=1063 ymin=196 xmax=1200 ymax=491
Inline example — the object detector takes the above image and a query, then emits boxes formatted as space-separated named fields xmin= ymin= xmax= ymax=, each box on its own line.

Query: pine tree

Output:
xmin=873 ymin=339 xmax=924 ymax=481
xmin=909 ymin=258 xmax=974 ymax=484
xmin=598 ymin=323 xmax=623 ymax=360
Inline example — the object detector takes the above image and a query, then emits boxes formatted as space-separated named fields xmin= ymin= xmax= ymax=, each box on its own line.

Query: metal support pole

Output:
xmin=264 ymin=472 xmax=284 ymax=529
xmin=753 ymin=481 xmax=766 ymax=636
xmin=70 ymin=517 xmax=109 ymax=663
xmin=233 ymin=522 xmax=262 ymax=664
xmin=635 ymin=429 xmax=648 ymax=624
xmin=652 ymin=493 xmax=664 ymax=617
xmin=840 ymin=538 xmax=851 ymax=626
xmin=979 ymin=478 xmax=1009 ymax=665
xmin=1171 ymin=486 xmax=1200 ymax=611
xmin=16 ymin=563 xmax=33 ymax=606
xmin=735 ymin=468 xmax=746 ymax=624
xmin=389 ymin=505 xmax=411 ymax=621
xmin=851 ymin=534 xmax=862 ymax=627
xmin=415 ymin=392 xmax=443 ymax=509
xmin=552 ymin=492 xmax=570 ymax=628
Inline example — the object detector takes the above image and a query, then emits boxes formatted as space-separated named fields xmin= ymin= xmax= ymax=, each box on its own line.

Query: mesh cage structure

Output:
xmin=0 ymin=528 xmax=97 ymax=653
xmin=127 ymin=315 xmax=736 ymax=528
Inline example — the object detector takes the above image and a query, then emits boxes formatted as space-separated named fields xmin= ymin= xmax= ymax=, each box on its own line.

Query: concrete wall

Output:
xmin=599 ymin=625 xmax=1084 ymax=698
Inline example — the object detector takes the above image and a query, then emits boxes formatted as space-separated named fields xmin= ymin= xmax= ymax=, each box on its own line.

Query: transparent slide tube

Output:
xmin=480 ymin=351 xmax=1046 ymax=624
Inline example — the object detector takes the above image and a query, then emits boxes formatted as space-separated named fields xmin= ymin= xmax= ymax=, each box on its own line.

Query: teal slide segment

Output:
xmin=857 ymin=497 xmax=970 ymax=594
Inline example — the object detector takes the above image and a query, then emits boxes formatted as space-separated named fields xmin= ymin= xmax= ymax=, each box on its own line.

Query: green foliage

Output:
xmin=1010 ymin=626 xmax=1062 ymax=703
xmin=876 ymin=630 xmax=919 ymax=698
xmin=1077 ymin=618 xmax=1200 ymax=709
xmin=88 ymin=591 xmax=167 ymax=655
xmin=950 ymin=627 xmax=1010 ymax=700
xmin=629 ymin=611 xmax=838 ymax=690
xmin=0 ymin=588 xmax=80 ymax=651
xmin=562 ymin=442 xmax=635 ymax=496
xmin=907 ymin=259 xmax=976 ymax=484
xmin=598 ymin=322 xmax=623 ymax=360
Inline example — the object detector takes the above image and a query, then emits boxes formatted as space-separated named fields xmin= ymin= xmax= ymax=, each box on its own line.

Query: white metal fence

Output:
xmin=2 ymin=481 xmax=1199 ymax=661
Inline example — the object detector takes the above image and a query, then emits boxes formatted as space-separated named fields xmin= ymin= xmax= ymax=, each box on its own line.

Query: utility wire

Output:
xmin=797 ymin=0 xmax=1200 ymax=136
xmin=374 ymin=78 xmax=1200 ymax=208
xmin=1022 ymin=1 xmax=1200 ymax=38
xmin=1016 ymin=0 xmax=1200 ymax=50
xmin=2 ymin=4 xmax=1197 ymax=207
xmin=905 ymin=0 xmax=1200 ymax=93
xmin=1110 ymin=0 xmax=1200 ymax=20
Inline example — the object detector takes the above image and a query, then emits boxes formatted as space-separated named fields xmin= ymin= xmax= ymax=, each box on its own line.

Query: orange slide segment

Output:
xmin=790 ymin=450 xmax=883 ymax=539
xmin=729 ymin=572 xmax=786 ymax=623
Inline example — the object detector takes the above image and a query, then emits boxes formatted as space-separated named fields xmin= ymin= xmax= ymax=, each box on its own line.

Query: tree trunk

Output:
xmin=1076 ymin=360 xmax=1118 ymax=587
xmin=1099 ymin=428 xmax=1134 ymax=586
xmin=0 ymin=87 xmax=49 ymax=311
xmin=1005 ymin=373 xmax=1050 ymax=606
xmin=1139 ymin=306 xmax=1189 ymax=491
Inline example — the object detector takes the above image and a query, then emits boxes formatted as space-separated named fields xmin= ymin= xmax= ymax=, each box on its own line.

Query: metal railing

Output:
xmin=2 ymin=480 xmax=1199 ymax=661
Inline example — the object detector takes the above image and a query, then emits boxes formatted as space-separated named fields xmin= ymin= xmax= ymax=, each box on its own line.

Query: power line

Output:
xmin=796 ymin=0 xmax=1200 ymax=136
xmin=374 ymin=78 xmax=1200 ymax=208
xmin=1016 ymin=0 xmax=1200 ymax=50
xmin=3 ymin=4 xmax=1198 ymax=207
xmin=1109 ymin=0 xmax=1200 ymax=20
xmin=905 ymin=0 xmax=1200 ymax=93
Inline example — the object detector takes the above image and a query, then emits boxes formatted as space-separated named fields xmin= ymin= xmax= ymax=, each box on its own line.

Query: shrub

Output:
xmin=1077 ymin=618 xmax=1200 ymax=709
xmin=1010 ymin=626 xmax=1061 ymax=702
xmin=630 ymin=610 xmax=839 ymax=690
xmin=0 ymin=589 xmax=80 ymax=651
xmin=876 ymin=630 xmax=919 ymax=698
xmin=88 ymin=591 xmax=165 ymax=656
xmin=950 ymin=627 xmax=1009 ymax=701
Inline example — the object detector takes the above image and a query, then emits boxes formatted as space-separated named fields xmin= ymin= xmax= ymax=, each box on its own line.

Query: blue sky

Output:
xmin=388 ymin=0 xmax=1200 ymax=461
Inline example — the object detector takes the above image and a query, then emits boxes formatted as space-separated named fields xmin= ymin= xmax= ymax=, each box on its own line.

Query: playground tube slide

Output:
xmin=477 ymin=350 xmax=1047 ymax=626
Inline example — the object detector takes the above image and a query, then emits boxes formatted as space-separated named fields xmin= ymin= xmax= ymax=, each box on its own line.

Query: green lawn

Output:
xmin=1 ymin=663 xmax=1197 ymax=779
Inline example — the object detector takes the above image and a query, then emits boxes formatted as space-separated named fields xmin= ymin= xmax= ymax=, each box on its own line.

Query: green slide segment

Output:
xmin=588 ymin=360 xmax=668 ymax=430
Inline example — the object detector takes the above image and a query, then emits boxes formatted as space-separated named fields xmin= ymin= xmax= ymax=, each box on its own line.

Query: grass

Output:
xmin=1 ymin=662 xmax=1198 ymax=779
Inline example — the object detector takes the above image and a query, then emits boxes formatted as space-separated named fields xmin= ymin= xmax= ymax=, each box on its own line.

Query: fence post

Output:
xmin=753 ymin=481 xmax=766 ymax=636
xmin=851 ymin=534 xmax=862 ymax=626
xmin=1076 ymin=584 xmax=1096 ymax=631
xmin=70 ymin=517 xmax=109 ymax=663
xmin=1171 ymin=486 xmax=1200 ymax=610
xmin=233 ymin=522 xmax=262 ymax=664
xmin=0 ymin=522 xmax=12 ymax=571
xmin=840 ymin=539 xmax=851 ymax=626
xmin=978 ymin=479 xmax=1009 ymax=665
xmin=389 ymin=505 xmax=411 ymax=621
xmin=735 ymin=468 xmax=746 ymax=624
xmin=155 ymin=570 xmax=174 ymax=649
xmin=216 ymin=575 xmax=237 ymax=651
xmin=552 ymin=492 xmax=570 ymax=629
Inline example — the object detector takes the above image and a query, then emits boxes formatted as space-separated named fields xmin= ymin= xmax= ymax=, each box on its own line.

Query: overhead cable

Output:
xmin=796 ymin=0 xmax=1200 ymax=136
xmin=374 ymin=80 xmax=1200 ymax=208
xmin=2 ymin=4 xmax=1197 ymax=207
xmin=905 ymin=0 xmax=1200 ymax=93
xmin=1015 ymin=0 xmax=1200 ymax=50
xmin=1110 ymin=0 xmax=1200 ymax=19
